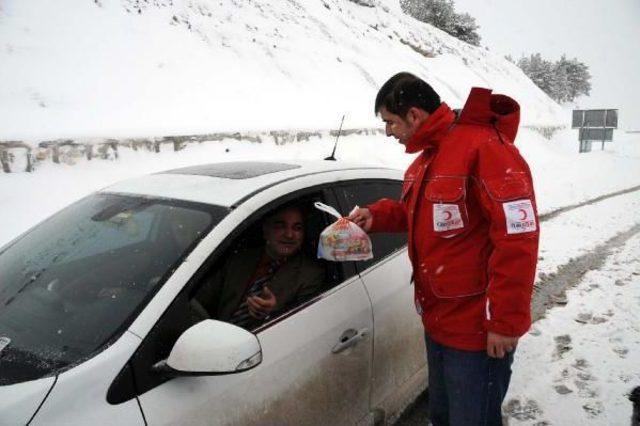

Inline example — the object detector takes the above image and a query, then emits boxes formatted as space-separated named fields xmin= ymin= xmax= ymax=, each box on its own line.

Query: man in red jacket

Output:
xmin=349 ymin=72 xmax=539 ymax=425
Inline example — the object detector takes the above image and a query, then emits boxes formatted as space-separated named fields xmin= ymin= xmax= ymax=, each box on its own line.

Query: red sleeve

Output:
xmin=474 ymin=144 xmax=540 ymax=337
xmin=367 ymin=198 xmax=408 ymax=233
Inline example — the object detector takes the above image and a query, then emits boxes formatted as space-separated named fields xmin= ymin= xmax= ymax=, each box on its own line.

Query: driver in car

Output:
xmin=194 ymin=202 xmax=324 ymax=330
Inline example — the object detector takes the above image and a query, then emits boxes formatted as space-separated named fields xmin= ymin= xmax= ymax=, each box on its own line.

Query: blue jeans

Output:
xmin=425 ymin=334 xmax=514 ymax=426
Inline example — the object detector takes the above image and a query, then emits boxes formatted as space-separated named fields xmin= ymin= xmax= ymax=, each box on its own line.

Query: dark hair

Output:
xmin=374 ymin=72 xmax=441 ymax=116
xmin=262 ymin=200 xmax=309 ymax=225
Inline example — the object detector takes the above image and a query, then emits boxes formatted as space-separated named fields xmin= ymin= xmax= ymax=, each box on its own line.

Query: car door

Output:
xmin=125 ymin=189 xmax=375 ymax=425
xmin=334 ymin=179 xmax=427 ymax=421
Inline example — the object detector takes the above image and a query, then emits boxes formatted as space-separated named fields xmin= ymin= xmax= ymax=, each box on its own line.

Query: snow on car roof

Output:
xmin=162 ymin=161 xmax=301 ymax=179
xmin=101 ymin=160 xmax=397 ymax=207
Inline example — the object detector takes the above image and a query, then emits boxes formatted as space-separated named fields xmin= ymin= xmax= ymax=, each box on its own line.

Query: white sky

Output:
xmin=453 ymin=0 xmax=640 ymax=130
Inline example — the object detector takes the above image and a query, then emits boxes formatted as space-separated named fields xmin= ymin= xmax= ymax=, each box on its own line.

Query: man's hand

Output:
xmin=348 ymin=207 xmax=373 ymax=232
xmin=487 ymin=331 xmax=518 ymax=358
xmin=247 ymin=286 xmax=277 ymax=319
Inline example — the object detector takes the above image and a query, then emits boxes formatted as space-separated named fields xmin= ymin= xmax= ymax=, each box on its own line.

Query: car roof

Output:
xmin=102 ymin=160 xmax=401 ymax=207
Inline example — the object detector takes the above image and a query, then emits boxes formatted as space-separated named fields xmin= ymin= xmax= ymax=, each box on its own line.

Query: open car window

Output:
xmin=333 ymin=180 xmax=408 ymax=272
xmin=190 ymin=193 xmax=341 ymax=331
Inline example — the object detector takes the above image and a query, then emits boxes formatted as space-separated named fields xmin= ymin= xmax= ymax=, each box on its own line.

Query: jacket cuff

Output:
xmin=484 ymin=319 xmax=529 ymax=338
xmin=366 ymin=203 xmax=381 ymax=233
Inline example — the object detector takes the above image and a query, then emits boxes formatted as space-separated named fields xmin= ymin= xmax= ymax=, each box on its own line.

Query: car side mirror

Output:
xmin=154 ymin=320 xmax=262 ymax=376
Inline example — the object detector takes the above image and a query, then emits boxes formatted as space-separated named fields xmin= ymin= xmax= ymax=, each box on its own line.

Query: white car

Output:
xmin=0 ymin=161 xmax=426 ymax=425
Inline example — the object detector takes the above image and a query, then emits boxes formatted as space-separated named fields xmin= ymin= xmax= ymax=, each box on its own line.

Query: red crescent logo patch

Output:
xmin=518 ymin=208 xmax=528 ymax=220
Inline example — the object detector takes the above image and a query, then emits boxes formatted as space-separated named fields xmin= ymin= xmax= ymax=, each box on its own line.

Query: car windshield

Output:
xmin=0 ymin=193 xmax=227 ymax=385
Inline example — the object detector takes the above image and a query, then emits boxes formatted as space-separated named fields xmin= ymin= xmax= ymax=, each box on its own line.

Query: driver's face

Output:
xmin=263 ymin=208 xmax=304 ymax=259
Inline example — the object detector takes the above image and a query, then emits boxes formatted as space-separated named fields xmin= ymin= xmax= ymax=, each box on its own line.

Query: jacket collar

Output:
xmin=404 ymin=103 xmax=456 ymax=154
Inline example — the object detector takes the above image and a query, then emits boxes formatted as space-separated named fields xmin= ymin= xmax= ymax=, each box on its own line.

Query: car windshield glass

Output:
xmin=0 ymin=193 xmax=227 ymax=385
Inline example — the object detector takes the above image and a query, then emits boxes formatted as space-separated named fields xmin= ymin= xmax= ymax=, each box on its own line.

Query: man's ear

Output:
xmin=407 ymin=107 xmax=429 ymax=127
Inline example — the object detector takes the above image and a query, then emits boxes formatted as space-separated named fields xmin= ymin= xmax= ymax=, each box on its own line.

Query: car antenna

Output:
xmin=324 ymin=114 xmax=345 ymax=161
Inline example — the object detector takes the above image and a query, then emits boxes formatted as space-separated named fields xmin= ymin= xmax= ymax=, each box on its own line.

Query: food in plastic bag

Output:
xmin=314 ymin=202 xmax=373 ymax=262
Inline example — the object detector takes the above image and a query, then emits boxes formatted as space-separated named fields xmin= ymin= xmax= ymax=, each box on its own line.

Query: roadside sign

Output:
xmin=572 ymin=109 xmax=618 ymax=129
xmin=572 ymin=110 xmax=584 ymax=129
xmin=579 ymin=128 xmax=614 ymax=141
xmin=573 ymin=109 xmax=618 ymax=153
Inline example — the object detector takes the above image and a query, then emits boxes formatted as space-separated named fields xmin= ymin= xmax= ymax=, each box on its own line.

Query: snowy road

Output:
xmin=532 ymin=187 xmax=640 ymax=320
xmin=506 ymin=231 xmax=640 ymax=425
xmin=396 ymin=188 xmax=640 ymax=425
xmin=505 ymin=188 xmax=640 ymax=425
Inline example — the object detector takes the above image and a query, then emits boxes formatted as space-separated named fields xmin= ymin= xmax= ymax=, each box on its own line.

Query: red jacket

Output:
xmin=368 ymin=88 xmax=539 ymax=351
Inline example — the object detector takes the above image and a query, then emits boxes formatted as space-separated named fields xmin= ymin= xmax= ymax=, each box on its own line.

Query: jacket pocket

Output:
xmin=429 ymin=265 xmax=488 ymax=298
xmin=424 ymin=176 xmax=468 ymax=237
xmin=482 ymin=173 xmax=531 ymax=201
xmin=424 ymin=176 xmax=466 ymax=202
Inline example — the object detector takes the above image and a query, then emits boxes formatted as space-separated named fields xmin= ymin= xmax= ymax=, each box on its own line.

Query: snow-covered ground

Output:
xmin=536 ymin=186 xmax=640 ymax=281
xmin=508 ymin=228 xmax=640 ymax=425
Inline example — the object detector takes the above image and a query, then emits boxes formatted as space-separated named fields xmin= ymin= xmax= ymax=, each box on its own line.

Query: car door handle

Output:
xmin=332 ymin=328 xmax=369 ymax=354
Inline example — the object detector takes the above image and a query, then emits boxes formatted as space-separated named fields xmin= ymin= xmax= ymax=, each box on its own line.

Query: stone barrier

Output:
xmin=0 ymin=128 xmax=384 ymax=173
xmin=0 ymin=125 xmax=564 ymax=173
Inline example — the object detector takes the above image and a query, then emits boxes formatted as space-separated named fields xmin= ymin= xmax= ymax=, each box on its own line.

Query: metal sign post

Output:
xmin=572 ymin=109 xmax=618 ymax=153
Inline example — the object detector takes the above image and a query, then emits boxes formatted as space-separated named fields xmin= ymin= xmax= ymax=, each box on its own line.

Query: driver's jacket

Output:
xmin=368 ymin=88 xmax=539 ymax=351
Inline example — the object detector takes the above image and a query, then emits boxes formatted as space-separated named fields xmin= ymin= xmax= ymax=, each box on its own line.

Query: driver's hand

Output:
xmin=247 ymin=286 xmax=277 ymax=319
xmin=348 ymin=207 xmax=373 ymax=232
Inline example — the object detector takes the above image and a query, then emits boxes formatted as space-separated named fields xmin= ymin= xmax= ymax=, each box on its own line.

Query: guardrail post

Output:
xmin=52 ymin=145 xmax=60 ymax=164
xmin=0 ymin=149 xmax=11 ymax=173
xmin=25 ymin=149 xmax=33 ymax=172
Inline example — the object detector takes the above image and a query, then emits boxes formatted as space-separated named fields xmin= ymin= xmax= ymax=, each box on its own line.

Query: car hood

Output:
xmin=0 ymin=376 xmax=56 ymax=424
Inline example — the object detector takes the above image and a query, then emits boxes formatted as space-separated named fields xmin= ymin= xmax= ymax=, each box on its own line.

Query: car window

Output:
xmin=63 ymin=209 xmax=157 ymax=263
xmin=113 ymin=189 xmax=356 ymax=401
xmin=333 ymin=180 xmax=408 ymax=272
xmin=191 ymin=193 xmax=346 ymax=330
xmin=0 ymin=193 xmax=227 ymax=386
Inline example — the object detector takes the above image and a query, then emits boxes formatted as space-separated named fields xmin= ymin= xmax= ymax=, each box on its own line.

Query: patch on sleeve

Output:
xmin=433 ymin=204 xmax=464 ymax=232
xmin=502 ymin=199 xmax=537 ymax=234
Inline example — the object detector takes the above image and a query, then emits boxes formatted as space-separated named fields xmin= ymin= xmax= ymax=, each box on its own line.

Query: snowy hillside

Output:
xmin=0 ymin=0 xmax=565 ymax=141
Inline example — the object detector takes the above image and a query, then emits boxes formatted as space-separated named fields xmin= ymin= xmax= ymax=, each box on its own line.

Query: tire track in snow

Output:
xmin=533 ymin=184 xmax=640 ymax=321
xmin=539 ymin=184 xmax=640 ymax=222
xmin=532 ymin=223 xmax=640 ymax=322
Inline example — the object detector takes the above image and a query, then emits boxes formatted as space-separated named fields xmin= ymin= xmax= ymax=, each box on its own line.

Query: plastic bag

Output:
xmin=314 ymin=202 xmax=373 ymax=262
